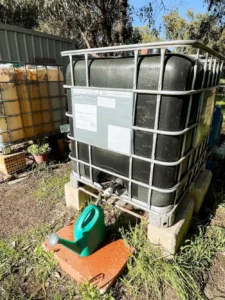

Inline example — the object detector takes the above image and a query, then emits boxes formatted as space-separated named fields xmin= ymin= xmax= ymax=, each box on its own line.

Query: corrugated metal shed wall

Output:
xmin=0 ymin=23 xmax=76 ymax=71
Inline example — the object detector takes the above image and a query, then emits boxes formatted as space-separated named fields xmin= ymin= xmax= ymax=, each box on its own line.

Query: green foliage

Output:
xmin=0 ymin=224 xmax=79 ymax=299
xmin=134 ymin=25 xmax=161 ymax=43
xmin=79 ymin=283 xmax=115 ymax=300
xmin=27 ymin=143 xmax=51 ymax=155
xmin=33 ymin=170 xmax=69 ymax=204
xmin=37 ymin=0 xmax=136 ymax=47
xmin=205 ymin=0 xmax=225 ymax=27
xmin=120 ymin=221 xmax=225 ymax=299
xmin=32 ymin=244 xmax=57 ymax=280
xmin=163 ymin=10 xmax=187 ymax=40
xmin=163 ymin=9 xmax=225 ymax=55
xmin=0 ymin=225 xmax=56 ymax=283
xmin=0 ymin=0 xmax=167 ymax=48
xmin=0 ymin=0 xmax=38 ymax=28
xmin=0 ymin=240 xmax=20 ymax=281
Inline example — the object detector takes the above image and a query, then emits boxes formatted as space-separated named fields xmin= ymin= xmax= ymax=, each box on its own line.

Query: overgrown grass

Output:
xmin=120 ymin=222 xmax=225 ymax=300
xmin=0 ymin=223 xmax=116 ymax=299
xmin=79 ymin=283 xmax=114 ymax=300
xmin=33 ymin=169 xmax=69 ymax=205
xmin=1 ymin=205 xmax=225 ymax=299
xmin=0 ymin=225 xmax=58 ymax=299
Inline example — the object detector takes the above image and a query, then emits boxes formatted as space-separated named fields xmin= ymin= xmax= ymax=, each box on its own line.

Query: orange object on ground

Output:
xmin=43 ymin=221 xmax=133 ymax=292
xmin=0 ymin=152 xmax=26 ymax=175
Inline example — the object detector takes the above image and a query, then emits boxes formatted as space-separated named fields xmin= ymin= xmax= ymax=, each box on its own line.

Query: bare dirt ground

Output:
xmin=204 ymin=252 xmax=225 ymax=299
xmin=0 ymin=163 xmax=72 ymax=239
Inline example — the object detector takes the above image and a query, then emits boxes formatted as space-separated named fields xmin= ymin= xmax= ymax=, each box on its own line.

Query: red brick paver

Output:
xmin=43 ymin=221 xmax=132 ymax=292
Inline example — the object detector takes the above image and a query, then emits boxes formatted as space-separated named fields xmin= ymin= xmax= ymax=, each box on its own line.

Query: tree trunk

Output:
xmin=99 ymin=0 xmax=113 ymax=46
xmin=119 ymin=0 xmax=128 ymax=44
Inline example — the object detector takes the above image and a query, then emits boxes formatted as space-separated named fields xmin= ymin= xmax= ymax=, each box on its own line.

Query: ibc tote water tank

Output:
xmin=0 ymin=64 xmax=66 ymax=149
xmin=66 ymin=54 xmax=216 ymax=213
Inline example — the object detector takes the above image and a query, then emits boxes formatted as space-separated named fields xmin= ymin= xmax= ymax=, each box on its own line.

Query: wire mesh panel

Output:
xmin=62 ymin=40 xmax=225 ymax=227
xmin=0 ymin=63 xmax=67 ymax=151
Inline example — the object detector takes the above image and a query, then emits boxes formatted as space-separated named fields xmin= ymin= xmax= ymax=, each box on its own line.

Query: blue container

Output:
xmin=209 ymin=105 xmax=222 ymax=149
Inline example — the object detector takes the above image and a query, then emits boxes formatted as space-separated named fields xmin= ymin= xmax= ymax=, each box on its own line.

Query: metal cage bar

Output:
xmin=128 ymin=50 xmax=139 ymax=198
xmin=85 ymin=53 xmax=93 ymax=184
xmin=148 ymin=48 xmax=166 ymax=208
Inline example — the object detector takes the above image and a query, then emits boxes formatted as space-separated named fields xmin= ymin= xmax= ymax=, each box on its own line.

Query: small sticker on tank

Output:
xmin=97 ymin=97 xmax=115 ymax=108
xmin=74 ymin=104 xmax=97 ymax=132
xmin=72 ymin=88 xmax=99 ymax=95
xmin=100 ymin=90 xmax=132 ymax=98
xmin=108 ymin=125 xmax=131 ymax=155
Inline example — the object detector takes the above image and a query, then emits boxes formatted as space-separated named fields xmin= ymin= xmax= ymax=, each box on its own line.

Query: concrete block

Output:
xmin=65 ymin=181 xmax=99 ymax=210
xmin=189 ymin=169 xmax=212 ymax=214
xmin=148 ymin=197 xmax=194 ymax=255
xmin=43 ymin=221 xmax=132 ymax=293
xmin=70 ymin=171 xmax=79 ymax=188
xmin=64 ymin=181 xmax=87 ymax=210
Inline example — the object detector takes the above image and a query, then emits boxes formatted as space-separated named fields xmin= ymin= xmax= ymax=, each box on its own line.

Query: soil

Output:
xmin=211 ymin=206 xmax=225 ymax=227
xmin=0 ymin=164 xmax=71 ymax=239
xmin=204 ymin=252 xmax=225 ymax=299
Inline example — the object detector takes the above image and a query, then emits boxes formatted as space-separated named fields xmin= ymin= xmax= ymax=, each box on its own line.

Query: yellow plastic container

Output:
xmin=0 ymin=64 xmax=65 ymax=147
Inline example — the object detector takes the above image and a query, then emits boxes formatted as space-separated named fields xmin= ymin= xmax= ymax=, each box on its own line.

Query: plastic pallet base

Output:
xmin=0 ymin=152 xmax=26 ymax=175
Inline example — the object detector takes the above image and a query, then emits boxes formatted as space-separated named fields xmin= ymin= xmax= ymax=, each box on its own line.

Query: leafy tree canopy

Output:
xmin=163 ymin=9 xmax=225 ymax=54
xmin=205 ymin=0 xmax=225 ymax=28
xmin=0 ymin=0 xmax=161 ymax=48
xmin=0 ymin=0 xmax=224 ymax=56
xmin=0 ymin=0 xmax=38 ymax=28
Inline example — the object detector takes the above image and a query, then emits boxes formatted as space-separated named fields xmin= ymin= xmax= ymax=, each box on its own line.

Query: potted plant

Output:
xmin=27 ymin=143 xmax=51 ymax=164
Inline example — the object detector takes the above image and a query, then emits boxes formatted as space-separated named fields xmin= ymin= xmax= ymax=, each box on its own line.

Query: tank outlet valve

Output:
xmin=115 ymin=178 xmax=124 ymax=187
xmin=102 ymin=186 xmax=114 ymax=198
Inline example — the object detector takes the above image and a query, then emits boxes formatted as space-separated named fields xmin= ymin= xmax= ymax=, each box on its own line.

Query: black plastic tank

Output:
xmin=66 ymin=54 xmax=214 ymax=210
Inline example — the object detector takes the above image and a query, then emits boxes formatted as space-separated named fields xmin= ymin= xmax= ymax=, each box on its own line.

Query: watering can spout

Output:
xmin=48 ymin=233 xmax=82 ymax=255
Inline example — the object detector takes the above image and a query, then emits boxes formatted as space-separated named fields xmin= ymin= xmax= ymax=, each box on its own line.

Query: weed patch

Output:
xmin=33 ymin=171 xmax=69 ymax=205
xmin=0 ymin=225 xmax=57 ymax=299
xmin=0 ymin=223 xmax=82 ymax=299
xmin=120 ymin=222 xmax=225 ymax=300
xmin=79 ymin=282 xmax=115 ymax=300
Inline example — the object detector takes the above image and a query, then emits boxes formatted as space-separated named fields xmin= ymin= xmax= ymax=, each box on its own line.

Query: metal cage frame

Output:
xmin=0 ymin=63 xmax=67 ymax=153
xmin=62 ymin=40 xmax=225 ymax=227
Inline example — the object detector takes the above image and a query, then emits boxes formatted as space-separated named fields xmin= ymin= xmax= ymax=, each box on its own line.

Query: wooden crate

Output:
xmin=0 ymin=152 xmax=26 ymax=175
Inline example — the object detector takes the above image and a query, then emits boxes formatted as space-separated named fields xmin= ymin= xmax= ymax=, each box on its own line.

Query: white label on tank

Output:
xmin=75 ymin=104 xmax=97 ymax=132
xmin=108 ymin=125 xmax=131 ymax=155
xmin=100 ymin=90 xmax=132 ymax=98
xmin=72 ymin=88 xmax=99 ymax=95
xmin=97 ymin=96 xmax=115 ymax=108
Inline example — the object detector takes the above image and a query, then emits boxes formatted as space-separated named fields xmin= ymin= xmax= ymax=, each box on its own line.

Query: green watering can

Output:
xmin=48 ymin=205 xmax=105 ymax=257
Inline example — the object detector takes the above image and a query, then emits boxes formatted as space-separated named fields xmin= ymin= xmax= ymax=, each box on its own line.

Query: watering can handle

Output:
xmin=76 ymin=205 xmax=100 ymax=232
